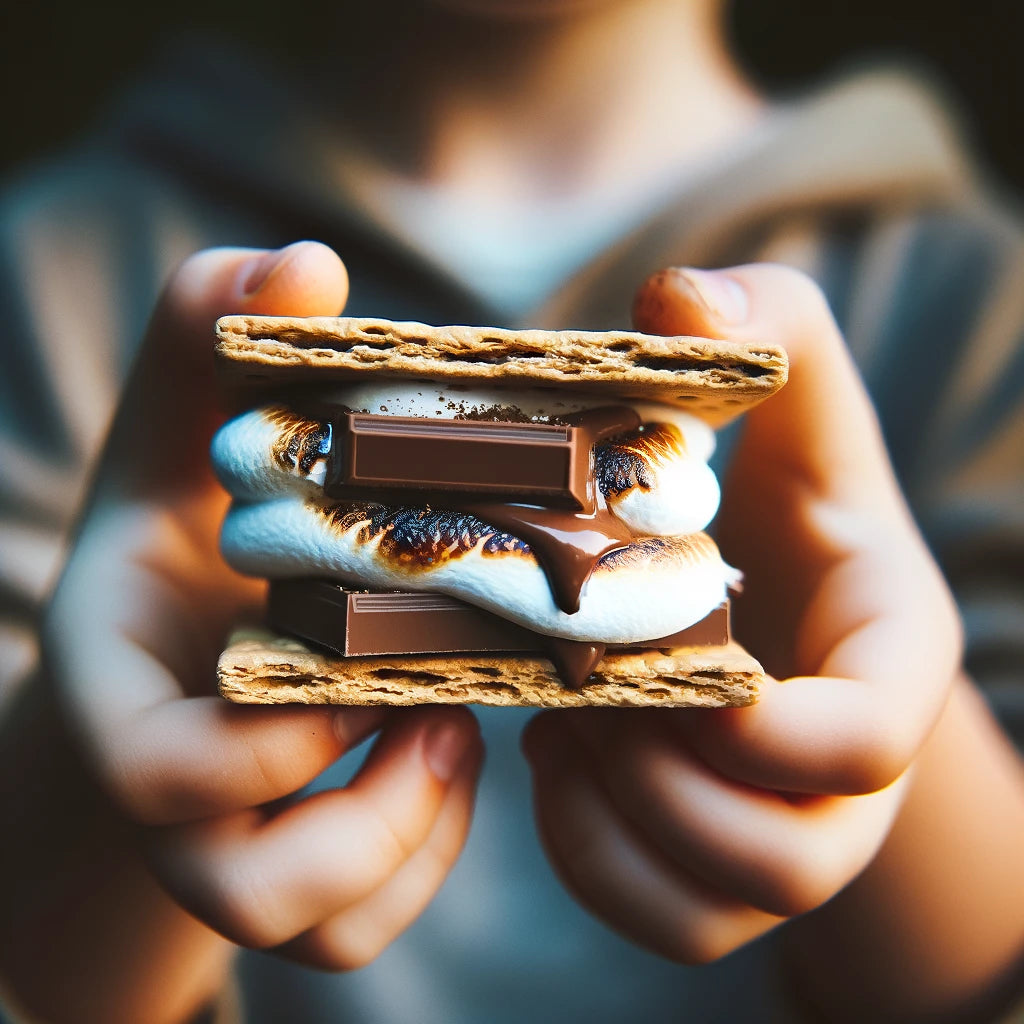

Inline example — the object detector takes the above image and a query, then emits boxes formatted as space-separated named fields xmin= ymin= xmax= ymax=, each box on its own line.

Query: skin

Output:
xmin=1 ymin=0 xmax=1022 ymax=1021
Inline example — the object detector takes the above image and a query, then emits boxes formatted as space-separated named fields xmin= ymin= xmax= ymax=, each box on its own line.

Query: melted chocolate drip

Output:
xmin=461 ymin=501 xmax=633 ymax=614
xmin=540 ymin=637 xmax=607 ymax=690
xmin=462 ymin=405 xmax=640 ymax=614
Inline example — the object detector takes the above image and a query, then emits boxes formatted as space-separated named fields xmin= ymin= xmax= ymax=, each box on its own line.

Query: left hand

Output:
xmin=43 ymin=242 xmax=483 ymax=974
xmin=522 ymin=263 xmax=962 ymax=962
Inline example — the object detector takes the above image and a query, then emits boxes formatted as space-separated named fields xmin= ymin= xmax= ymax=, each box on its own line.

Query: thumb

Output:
xmin=149 ymin=241 xmax=349 ymax=409
xmin=633 ymin=263 xmax=900 ymax=513
xmin=633 ymin=266 xmax=962 ymax=797
xmin=633 ymin=264 xmax=947 ymax=684
xmin=108 ymin=242 xmax=348 ymax=490
xmin=163 ymin=241 xmax=349 ymax=340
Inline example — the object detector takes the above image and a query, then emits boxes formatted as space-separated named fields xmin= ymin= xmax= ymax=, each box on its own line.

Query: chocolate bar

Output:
xmin=323 ymin=412 xmax=590 ymax=508
xmin=268 ymin=579 xmax=730 ymax=658
xmin=323 ymin=407 xmax=640 ymax=509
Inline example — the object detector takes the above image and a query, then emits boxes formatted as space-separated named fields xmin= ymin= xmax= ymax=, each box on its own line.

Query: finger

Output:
xmin=674 ymin=527 xmax=961 ymax=795
xmin=567 ymin=710 xmax=906 ymax=917
xmin=632 ymin=263 xmax=916 ymax=673
xmin=106 ymin=241 xmax=349 ymax=491
xmin=158 ymin=240 xmax=349 ymax=341
xmin=523 ymin=714 xmax=783 ymax=964
xmin=46 ymin=503 xmax=383 ymax=823
xmin=91 ymin=694 xmax=387 ymax=827
xmin=677 ymin=506 xmax=959 ymax=794
xmin=675 ymin=676 xmax=941 ymax=797
xmin=48 ymin=242 xmax=352 ymax=817
xmin=147 ymin=708 xmax=481 ymax=949
xmin=634 ymin=263 xmax=957 ymax=630
xmin=274 ymin=737 xmax=482 ymax=970
xmin=633 ymin=264 xmax=962 ymax=782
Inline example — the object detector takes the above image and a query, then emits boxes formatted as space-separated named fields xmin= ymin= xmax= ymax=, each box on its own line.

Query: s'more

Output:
xmin=211 ymin=316 xmax=787 ymax=708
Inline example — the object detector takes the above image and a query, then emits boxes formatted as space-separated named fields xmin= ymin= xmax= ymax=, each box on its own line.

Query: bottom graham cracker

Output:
xmin=218 ymin=628 xmax=765 ymax=709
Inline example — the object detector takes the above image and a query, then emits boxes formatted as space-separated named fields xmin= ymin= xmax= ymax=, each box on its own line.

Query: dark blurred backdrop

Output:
xmin=2 ymin=0 xmax=1020 ymax=197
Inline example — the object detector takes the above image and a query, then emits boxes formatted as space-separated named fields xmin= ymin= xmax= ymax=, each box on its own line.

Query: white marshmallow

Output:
xmin=220 ymin=498 xmax=736 ymax=642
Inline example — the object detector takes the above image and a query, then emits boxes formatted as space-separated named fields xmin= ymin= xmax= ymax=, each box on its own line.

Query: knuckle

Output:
xmin=757 ymin=828 xmax=853 ymax=917
xmin=753 ymin=261 xmax=842 ymax=343
xmin=240 ymin=733 xmax=294 ymax=805
xmin=99 ymin=738 xmax=167 ymax=826
xmin=361 ymin=801 xmax=419 ymax=868
xmin=196 ymin=864 xmax=287 ymax=950
xmin=155 ymin=246 xmax=246 ymax=327
xmin=764 ymin=262 xmax=831 ymax=310
xmin=157 ymin=250 xmax=214 ymax=314
xmin=169 ymin=247 xmax=210 ymax=279
xmin=313 ymin=931 xmax=385 ymax=973
xmin=99 ymin=723 xmax=211 ymax=827
xmin=165 ymin=247 xmax=225 ymax=292
xmin=845 ymin=721 xmax=913 ymax=795
xmin=760 ymin=857 xmax=838 ymax=918
xmin=668 ymin=920 xmax=743 ymax=966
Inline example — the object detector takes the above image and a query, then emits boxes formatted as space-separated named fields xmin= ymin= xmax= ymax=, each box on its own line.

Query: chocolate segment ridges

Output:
xmin=324 ymin=407 xmax=646 ymax=509
xmin=325 ymin=405 xmax=645 ymax=617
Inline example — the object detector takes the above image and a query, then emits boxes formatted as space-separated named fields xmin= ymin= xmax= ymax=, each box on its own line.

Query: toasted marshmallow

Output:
xmin=596 ymin=421 xmax=720 ymax=536
xmin=212 ymin=391 xmax=721 ymax=535
xmin=212 ymin=384 xmax=733 ymax=641
xmin=311 ymin=381 xmax=630 ymax=423
xmin=211 ymin=405 xmax=331 ymax=498
xmin=221 ymin=498 xmax=737 ymax=642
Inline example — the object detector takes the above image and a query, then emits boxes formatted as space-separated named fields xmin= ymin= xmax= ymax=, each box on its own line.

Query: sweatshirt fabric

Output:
xmin=1 ymin=39 xmax=1022 ymax=1024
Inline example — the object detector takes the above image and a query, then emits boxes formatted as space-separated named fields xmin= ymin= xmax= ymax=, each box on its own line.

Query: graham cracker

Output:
xmin=215 ymin=316 xmax=787 ymax=427
xmin=218 ymin=629 xmax=765 ymax=709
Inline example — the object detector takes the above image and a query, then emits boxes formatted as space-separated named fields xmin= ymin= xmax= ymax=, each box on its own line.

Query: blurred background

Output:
xmin=2 ymin=0 xmax=1021 ymax=198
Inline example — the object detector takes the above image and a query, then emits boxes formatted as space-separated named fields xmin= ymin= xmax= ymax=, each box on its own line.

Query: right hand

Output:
xmin=523 ymin=264 xmax=962 ymax=964
xmin=44 ymin=242 xmax=484 ymax=970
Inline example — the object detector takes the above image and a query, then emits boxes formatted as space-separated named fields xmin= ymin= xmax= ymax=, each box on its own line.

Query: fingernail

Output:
xmin=242 ymin=247 xmax=285 ymax=295
xmin=425 ymin=720 xmax=471 ymax=782
xmin=677 ymin=268 xmax=748 ymax=323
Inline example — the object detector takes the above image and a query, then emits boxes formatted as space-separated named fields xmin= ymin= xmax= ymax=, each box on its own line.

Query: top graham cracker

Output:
xmin=215 ymin=316 xmax=788 ymax=426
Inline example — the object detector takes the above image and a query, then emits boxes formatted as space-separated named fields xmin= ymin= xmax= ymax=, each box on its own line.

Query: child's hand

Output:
xmin=44 ymin=243 xmax=483 ymax=970
xmin=523 ymin=264 xmax=961 ymax=962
